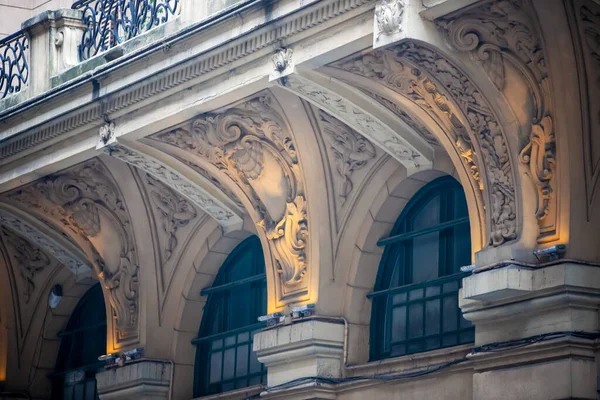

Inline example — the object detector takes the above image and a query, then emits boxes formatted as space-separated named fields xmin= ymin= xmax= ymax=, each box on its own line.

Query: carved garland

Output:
xmin=437 ymin=0 xmax=557 ymax=242
xmin=152 ymin=97 xmax=309 ymax=300
xmin=319 ymin=110 xmax=377 ymax=201
xmin=4 ymin=160 xmax=140 ymax=343
xmin=146 ymin=174 xmax=198 ymax=261
xmin=334 ymin=44 xmax=518 ymax=245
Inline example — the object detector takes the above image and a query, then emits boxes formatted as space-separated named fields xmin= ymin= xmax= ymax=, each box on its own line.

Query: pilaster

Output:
xmin=96 ymin=360 xmax=172 ymax=400
xmin=461 ymin=261 xmax=600 ymax=400
xmin=253 ymin=319 xmax=345 ymax=399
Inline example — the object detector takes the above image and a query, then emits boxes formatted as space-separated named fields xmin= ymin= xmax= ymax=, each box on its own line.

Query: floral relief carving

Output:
xmin=334 ymin=44 xmax=517 ymax=245
xmin=437 ymin=0 xmax=557 ymax=241
xmin=1 ymin=228 xmax=51 ymax=304
xmin=145 ymin=174 xmax=197 ymax=261
xmin=5 ymin=160 xmax=140 ymax=343
xmin=103 ymin=144 xmax=238 ymax=226
xmin=375 ymin=0 xmax=405 ymax=40
xmin=281 ymin=74 xmax=423 ymax=167
xmin=319 ymin=111 xmax=377 ymax=201
xmin=152 ymin=96 xmax=309 ymax=301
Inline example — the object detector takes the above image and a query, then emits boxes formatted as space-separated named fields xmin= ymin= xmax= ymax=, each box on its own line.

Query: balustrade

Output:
xmin=0 ymin=32 xmax=29 ymax=100
xmin=71 ymin=0 xmax=180 ymax=60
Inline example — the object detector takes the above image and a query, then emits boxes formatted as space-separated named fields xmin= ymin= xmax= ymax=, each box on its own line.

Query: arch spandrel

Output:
xmin=146 ymin=91 xmax=313 ymax=310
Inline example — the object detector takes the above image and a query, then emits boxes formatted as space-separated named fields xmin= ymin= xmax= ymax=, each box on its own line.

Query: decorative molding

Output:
xmin=1 ymin=228 xmax=51 ymax=304
xmin=333 ymin=44 xmax=517 ymax=245
xmin=4 ymin=160 xmax=140 ymax=345
xmin=272 ymin=47 xmax=293 ymax=74
xmin=145 ymin=173 xmax=197 ymax=261
xmin=279 ymin=73 xmax=425 ymax=169
xmin=99 ymin=140 xmax=242 ymax=231
xmin=0 ymin=0 xmax=371 ymax=162
xmin=151 ymin=95 xmax=309 ymax=304
xmin=0 ymin=207 xmax=89 ymax=276
xmin=375 ymin=0 xmax=405 ymax=40
xmin=319 ymin=110 xmax=376 ymax=201
xmin=366 ymin=92 xmax=439 ymax=145
xmin=437 ymin=0 xmax=557 ymax=242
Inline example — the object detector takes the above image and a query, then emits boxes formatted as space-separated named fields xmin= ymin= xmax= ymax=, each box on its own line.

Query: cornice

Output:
xmin=0 ymin=0 xmax=373 ymax=165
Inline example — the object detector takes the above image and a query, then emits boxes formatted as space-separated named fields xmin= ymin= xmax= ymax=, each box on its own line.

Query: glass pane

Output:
xmin=409 ymin=289 xmax=423 ymax=300
xmin=453 ymin=223 xmax=471 ymax=274
xmin=425 ymin=300 xmax=440 ymax=335
xmin=408 ymin=303 xmax=424 ymax=339
xmin=390 ymin=344 xmax=406 ymax=357
xmin=63 ymin=385 xmax=74 ymax=400
xmin=236 ymin=345 xmax=249 ymax=376
xmin=238 ymin=332 xmax=249 ymax=343
xmin=212 ymin=339 xmax=223 ymax=350
xmin=73 ymin=383 xmax=84 ymax=400
xmin=224 ymin=335 xmax=236 ymax=347
xmin=411 ymin=195 xmax=440 ymax=230
xmin=454 ymin=188 xmax=469 ymax=218
xmin=223 ymin=348 xmax=236 ymax=380
xmin=425 ymin=285 xmax=440 ymax=297
xmin=84 ymin=380 xmax=96 ymax=400
xmin=392 ymin=292 xmax=407 ymax=305
xmin=460 ymin=330 xmax=475 ymax=344
xmin=411 ymin=232 xmax=439 ymax=283
xmin=209 ymin=352 xmax=222 ymax=383
xmin=443 ymin=281 xmax=459 ymax=293
xmin=249 ymin=349 xmax=262 ymax=374
xmin=442 ymin=296 xmax=458 ymax=331
xmin=442 ymin=333 xmax=457 ymax=347
xmin=407 ymin=341 xmax=424 ymax=354
xmin=391 ymin=306 xmax=406 ymax=342
xmin=425 ymin=337 xmax=440 ymax=350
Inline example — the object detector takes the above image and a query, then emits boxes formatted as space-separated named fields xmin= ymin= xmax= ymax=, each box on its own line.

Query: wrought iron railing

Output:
xmin=72 ymin=0 xmax=180 ymax=60
xmin=0 ymin=31 xmax=29 ymax=100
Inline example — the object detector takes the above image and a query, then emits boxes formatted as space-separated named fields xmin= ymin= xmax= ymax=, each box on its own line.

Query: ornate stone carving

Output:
xmin=367 ymin=92 xmax=439 ymax=145
xmin=99 ymin=121 xmax=116 ymax=145
xmin=152 ymin=96 xmax=309 ymax=302
xmin=272 ymin=47 xmax=293 ymax=73
xmin=146 ymin=174 xmax=197 ymax=261
xmin=2 ymin=228 xmax=51 ymax=303
xmin=280 ymin=74 xmax=423 ymax=168
xmin=319 ymin=111 xmax=376 ymax=200
xmin=334 ymin=44 xmax=517 ymax=245
xmin=5 ymin=160 xmax=140 ymax=344
xmin=375 ymin=0 xmax=405 ymax=40
xmin=100 ymin=142 xmax=241 ymax=230
xmin=437 ymin=0 xmax=557 ymax=241
xmin=0 ymin=208 xmax=89 ymax=276
xmin=519 ymin=116 xmax=555 ymax=220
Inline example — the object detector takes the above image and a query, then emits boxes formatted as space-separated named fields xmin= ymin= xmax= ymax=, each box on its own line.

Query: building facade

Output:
xmin=0 ymin=0 xmax=598 ymax=399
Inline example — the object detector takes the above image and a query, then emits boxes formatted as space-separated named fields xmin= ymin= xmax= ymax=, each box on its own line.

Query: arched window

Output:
xmin=193 ymin=235 xmax=267 ymax=397
xmin=370 ymin=176 xmax=474 ymax=361
xmin=52 ymin=283 xmax=107 ymax=400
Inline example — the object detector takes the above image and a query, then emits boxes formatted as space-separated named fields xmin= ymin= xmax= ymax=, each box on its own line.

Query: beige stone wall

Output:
xmin=0 ymin=0 xmax=75 ymax=38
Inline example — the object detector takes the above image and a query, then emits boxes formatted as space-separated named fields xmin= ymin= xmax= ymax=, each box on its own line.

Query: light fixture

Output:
xmin=460 ymin=264 xmax=477 ymax=273
xmin=290 ymin=304 xmax=315 ymax=319
xmin=48 ymin=284 xmax=62 ymax=309
xmin=123 ymin=347 xmax=144 ymax=361
xmin=258 ymin=312 xmax=284 ymax=327
xmin=533 ymin=244 xmax=566 ymax=261
xmin=98 ymin=353 xmax=117 ymax=366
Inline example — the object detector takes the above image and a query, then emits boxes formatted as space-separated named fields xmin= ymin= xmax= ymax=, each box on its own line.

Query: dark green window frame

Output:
xmin=369 ymin=176 xmax=474 ymax=361
xmin=192 ymin=235 xmax=267 ymax=397
xmin=51 ymin=283 xmax=107 ymax=400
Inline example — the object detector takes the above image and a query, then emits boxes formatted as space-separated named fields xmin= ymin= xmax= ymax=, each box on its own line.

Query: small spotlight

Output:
xmin=533 ymin=244 xmax=566 ymax=261
xmin=258 ymin=312 xmax=284 ymax=327
xmin=291 ymin=304 xmax=315 ymax=319
xmin=460 ymin=264 xmax=477 ymax=273
xmin=123 ymin=347 xmax=144 ymax=361
xmin=48 ymin=284 xmax=62 ymax=309
xmin=98 ymin=353 xmax=117 ymax=366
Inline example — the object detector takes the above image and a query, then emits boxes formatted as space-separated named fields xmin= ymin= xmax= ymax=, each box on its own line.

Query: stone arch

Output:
xmin=170 ymin=216 xmax=257 ymax=399
xmin=340 ymin=157 xmax=462 ymax=365
xmin=323 ymin=38 xmax=535 ymax=254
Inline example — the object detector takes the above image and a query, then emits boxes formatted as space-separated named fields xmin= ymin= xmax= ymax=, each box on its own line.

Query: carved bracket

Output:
xmin=375 ymin=0 xmax=406 ymax=48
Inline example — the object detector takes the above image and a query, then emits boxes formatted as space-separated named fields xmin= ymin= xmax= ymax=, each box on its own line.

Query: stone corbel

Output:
xmin=96 ymin=128 xmax=244 ymax=233
xmin=277 ymin=68 xmax=433 ymax=174
xmin=0 ymin=203 xmax=91 ymax=278
xmin=374 ymin=0 xmax=406 ymax=48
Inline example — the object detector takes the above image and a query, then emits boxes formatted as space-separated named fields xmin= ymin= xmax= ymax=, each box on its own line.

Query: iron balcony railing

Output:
xmin=72 ymin=0 xmax=180 ymax=60
xmin=0 ymin=31 xmax=29 ymax=100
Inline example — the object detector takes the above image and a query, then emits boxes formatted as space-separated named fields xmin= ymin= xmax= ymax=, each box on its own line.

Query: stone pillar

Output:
xmin=461 ymin=261 xmax=600 ymax=400
xmin=21 ymin=9 xmax=83 ymax=97
xmin=96 ymin=360 xmax=173 ymax=400
xmin=253 ymin=319 xmax=345 ymax=399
